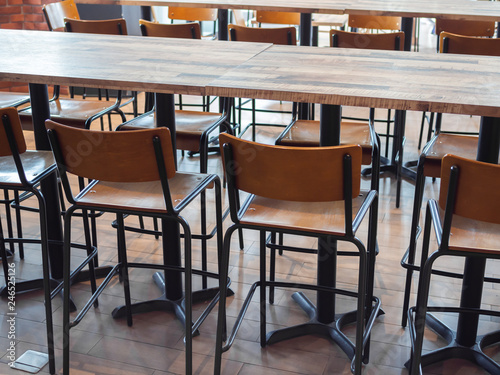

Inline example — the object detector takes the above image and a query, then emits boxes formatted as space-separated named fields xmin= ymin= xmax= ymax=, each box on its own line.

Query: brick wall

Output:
xmin=1 ymin=0 xmax=55 ymax=92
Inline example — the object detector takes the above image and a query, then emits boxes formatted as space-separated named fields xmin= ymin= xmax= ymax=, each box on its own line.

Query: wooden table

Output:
xmin=0 ymin=28 xmax=271 ymax=322
xmin=207 ymin=44 xmax=500 ymax=371
xmin=75 ymin=0 xmax=500 ymax=49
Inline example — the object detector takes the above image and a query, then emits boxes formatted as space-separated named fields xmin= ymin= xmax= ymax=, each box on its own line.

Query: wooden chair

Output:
xmin=228 ymin=23 xmax=297 ymax=141
xmin=409 ymin=154 xmax=500 ymax=374
xmin=168 ymin=6 xmax=218 ymax=38
xmin=228 ymin=23 xmax=297 ymax=44
xmin=418 ymin=19 xmax=496 ymax=148
xmin=276 ymin=30 xmax=402 ymax=191
xmin=0 ymin=108 xmax=57 ymax=374
xmin=401 ymin=32 xmax=500 ymax=327
xmin=0 ymin=93 xmax=29 ymax=108
xmin=0 ymin=108 xmax=100 ymax=375
xmin=117 ymin=20 xmax=233 ymax=263
xmin=18 ymin=16 xmax=127 ymax=131
xmin=64 ymin=17 xmax=128 ymax=34
xmin=345 ymin=15 xmax=402 ymax=159
xmin=139 ymin=18 xmax=201 ymax=38
xmin=348 ymin=14 xmax=401 ymax=31
xmin=46 ymin=121 xmax=224 ymax=375
xmin=214 ymin=134 xmax=380 ymax=375
xmin=42 ymin=0 xmax=79 ymax=32
xmin=0 ymin=93 xmax=30 ymax=251
xmin=255 ymin=10 xmax=300 ymax=25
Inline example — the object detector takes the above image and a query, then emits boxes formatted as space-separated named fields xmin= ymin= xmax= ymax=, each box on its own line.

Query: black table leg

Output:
xmin=297 ymin=13 xmax=313 ymax=120
xmin=218 ymin=9 xmax=229 ymax=41
xmin=401 ymin=17 xmax=413 ymax=52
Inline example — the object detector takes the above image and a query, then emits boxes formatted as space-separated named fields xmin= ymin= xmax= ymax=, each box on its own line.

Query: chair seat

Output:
xmin=119 ymin=110 xmax=224 ymax=152
xmin=19 ymin=98 xmax=117 ymax=130
xmin=76 ymin=172 xmax=212 ymax=214
xmin=240 ymin=191 xmax=369 ymax=236
xmin=438 ymin=208 xmax=500 ymax=255
xmin=277 ymin=120 xmax=373 ymax=165
xmin=423 ymin=134 xmax=481 ymax=178
xmin=0 ymin=92 xmax=29 ymax=108
xmin=0 ymin=151 xmax=55 ymax=186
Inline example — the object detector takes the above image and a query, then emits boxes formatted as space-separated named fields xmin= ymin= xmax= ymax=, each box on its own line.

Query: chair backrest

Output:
xmin=139 ymin=19 xmax=201 ymax=38
xmin=435 ymin=18 xmax=495 ymax=37
xmin=219 ymin=133 xmax=362 ymax=202
xmin=256 ymin=11 xmax=300 ymax=26
xmin=330 ymin=29 xmax=404 ymax=50
xmin=46 ymin=120 xmax=176 ymax=183
xmin=231 ymin=9 xmax=248 ymax=26
xmin=440 ymin=154 xmax=500 ymax=224
xmin=168 ymin=7 xmax=218 ymax=22
xmin=64 ymin=18 xmax=128 ymax=35
xmin=439 ymin=31 xmax=500 ymax=56
xmin=43 ymin=0 xmax=80 ymax=32
xmin=0 ymin=107 xmax=26 ymax=157
xmin=228 ymin=24 xmax=297 ymax=45
xmin=348 ymin=15 xmax=401 ymax=31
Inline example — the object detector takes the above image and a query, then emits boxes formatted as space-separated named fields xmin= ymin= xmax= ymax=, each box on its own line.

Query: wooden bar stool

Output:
xmin=228 ymin=23 xmax=297 ymax=141
xmin=46 ymin=122 xmax=224 ymax=375
xmin=0 ymin=108 xmax=100 ymax=375
xmin=409 ymin=154 xmax=500 ymax=374
xmin=418 ymin=19 xmax=496 ymax=148
xmin=401 ymin=32 xmax=500 ymax=328
xmin=215 ymin=134 xmax=380 ymax=375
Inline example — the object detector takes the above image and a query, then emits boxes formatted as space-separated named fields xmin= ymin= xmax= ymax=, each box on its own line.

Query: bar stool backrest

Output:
xmin=348 ymin=15 xmax=401 ymax=31
xmin=440 ymin=154 xmax=500 ymax=224
xmin=228 ymin=24 xmax=297 ymax=45
xmin=256 ymin=11 xmax=300 ymax=26
xmin=436 ymin=18 xmax=495 ymax=37
xmin=219 ymin=133 xmax=362 ymax=202
xmin=43 ymin=0 xmax=80 ymax=32
xmin=0 ymin=107 xmax=26 ymax=157
xmin=64 ymin=18 xmax=128 ymax=35
xmin=45 ymin=121 xmax=176 ymax=183
xmin=439 ymin=31 xmax=500 ymax=56
xmin=330 ymin=29 xmax=404 ymax=50
xmin=139 ymin=19 xmax=201 ymax=38
xmin=168 ymin=7 xmax=218 ymax=22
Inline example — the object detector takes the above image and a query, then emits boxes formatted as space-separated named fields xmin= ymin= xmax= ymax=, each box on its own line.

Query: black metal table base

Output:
xmin=111 ymin=271 xmax=233 ymax=330
xmin=405 ymin=313 xmax=500 ymax=374
xmin=362 ymin=157 xmax=417 ymax=181
xmin=266 ymin=291 xmax=370 ymax=361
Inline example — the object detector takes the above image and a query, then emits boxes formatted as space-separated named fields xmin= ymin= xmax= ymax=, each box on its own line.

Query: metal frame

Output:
xmin=408 ymin=164 xmax=500 ymax=374
xmin=47 ymin=127 xmax=225 ymax=375
xmin=214 ymin=141 xmax=381 ymax=375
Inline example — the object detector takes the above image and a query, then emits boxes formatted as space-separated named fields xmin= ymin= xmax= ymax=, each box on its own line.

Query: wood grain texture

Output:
xmin=0 ymin=29 xmax=271 ymax=96
xmin=207 ymin=44 xmax=500 ymax=117
xmin=74 ymin=0 xmax=500 ymax=20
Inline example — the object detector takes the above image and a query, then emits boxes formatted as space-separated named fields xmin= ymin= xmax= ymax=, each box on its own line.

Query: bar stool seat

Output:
xmin=240 ymin=193 xmax=369 ymax=234
xmin=119 ymin=110 xmax=227 ymax=153
xmin=421 ymin=133 xmax=480 ymax=177
xmin=20 ymin=98 xmax=119 ymax=130
xmin=277 ymin=119 xmax=373 ymax=165
xmin=76 ymin=174 xmax=210 ymax=212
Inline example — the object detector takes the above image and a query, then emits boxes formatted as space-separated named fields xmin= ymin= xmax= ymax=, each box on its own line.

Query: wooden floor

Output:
xmin=2 ymin=19 xmax=500 ymax=375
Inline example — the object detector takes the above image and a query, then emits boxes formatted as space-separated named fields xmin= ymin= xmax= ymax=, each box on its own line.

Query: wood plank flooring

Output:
xmin=1 ymin=20 xmax=500 ymax=375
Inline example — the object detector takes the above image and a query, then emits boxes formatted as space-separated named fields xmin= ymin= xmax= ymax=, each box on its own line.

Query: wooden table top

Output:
xmin=345 ymin=0 xmax=500 ymax=21
xmin=75 ymin=0 xmax=500 ymax=19
xmin=206 ymin=44 xmax=500 ymax=118
xmin=0 ymin=29 xmax=270 ymax=95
